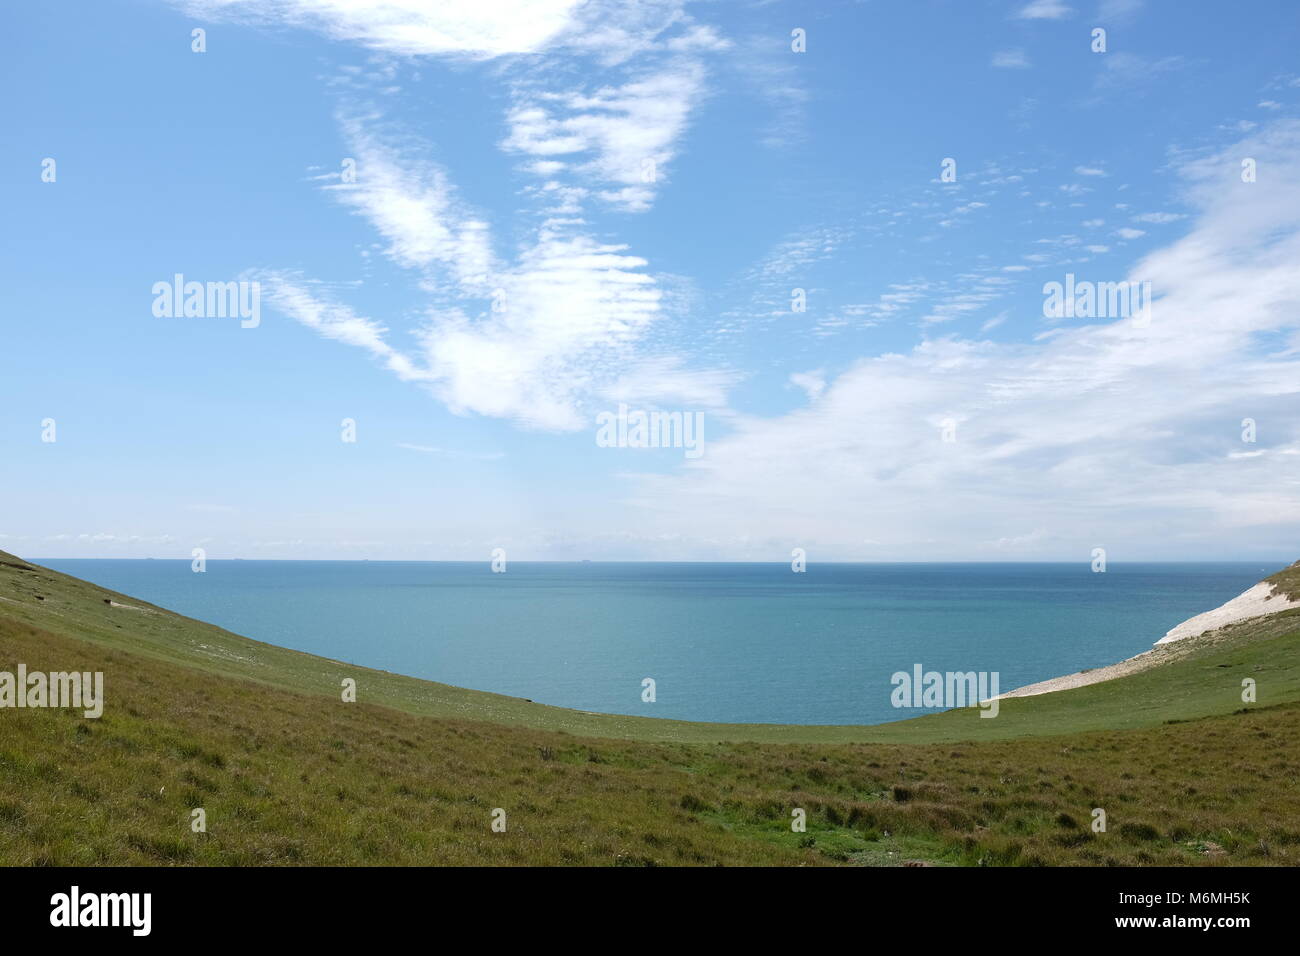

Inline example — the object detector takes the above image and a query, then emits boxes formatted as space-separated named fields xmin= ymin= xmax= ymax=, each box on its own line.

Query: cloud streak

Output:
xmin=611 ymin=122 xmax=1300 ymax=559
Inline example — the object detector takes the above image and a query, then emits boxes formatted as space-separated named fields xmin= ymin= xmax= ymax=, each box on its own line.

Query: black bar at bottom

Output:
xmin=0 ymin=865 xmax=1278 ymax=941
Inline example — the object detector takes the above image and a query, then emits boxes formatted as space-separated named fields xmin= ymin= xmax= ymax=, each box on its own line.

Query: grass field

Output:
xmin=2 ymin=550 xmax=1298 ymax=866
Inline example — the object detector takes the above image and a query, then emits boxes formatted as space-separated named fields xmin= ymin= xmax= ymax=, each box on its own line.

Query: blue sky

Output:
xmin=3 ymin=0 xmax=1299 ymax=561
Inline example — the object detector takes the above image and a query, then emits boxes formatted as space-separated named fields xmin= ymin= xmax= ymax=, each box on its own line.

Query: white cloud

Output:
xmin=1016 ymin=0 xmax=1073 ymax=19
xmin=1094 ymin=52 xmax=1184 ymax=92
xmin=605 ymin=121 xmax=1300 ymax=558
xmin=749 ymin=227 xmax=850 ymax=281
xmin=665 ymin=24 xmax=730 ymax=53
xmin=175 ymin=0 xmax=586 ymax=57
xmin=981 ymin=311 xmax=1009 ymax=332
xmin=724 ymin=225 xmax=854 ymax=328
xmin=1098 ymin=0 xmax=1143 ymax=20
xmin=733 ymin=38 xmax=811 ymax=149
xmin=215 ymin=1 xmax=730 ymax=431
xmin=426 ymin=231 xmax=665 ymax=429
xmin=259 ymin=275 xmax=426 ymax=382
xmin=789 ymin=370 xmax=826 ymax=401
xmin=556 ymin=0 xmax=700 ymax=66
xmin=503 ymin=62 xmax=708 ymax=212
xmin=396 ymin=443 xmax=505 ymax=460
xmin=602 ymin=357 xmax=738 ymax=411
xmin=920 ymin=285 xmax=1006 ymax=324
xmin=833 ymin=281 xmax=930 ymax=325
xmin=264 ymin=112 xmax=689 ymax=431
xmin=992 ymin=49 xmax=1030 ymax=69
xmin=329 ymin=114 xmax=497 ymax=286
xmin=992 ymin=527 xmax=1051 ymax=551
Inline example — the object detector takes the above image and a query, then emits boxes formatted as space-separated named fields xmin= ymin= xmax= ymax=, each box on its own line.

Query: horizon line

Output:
xmin=27 ymin=556 xmax=1289 ymax=565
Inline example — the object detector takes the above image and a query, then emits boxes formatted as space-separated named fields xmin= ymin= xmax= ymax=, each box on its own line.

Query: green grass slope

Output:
xmin=2 ymin=551 xmax=1299 ymax=866
xmin=1265 ymin=558 xmax=1300 ymax=599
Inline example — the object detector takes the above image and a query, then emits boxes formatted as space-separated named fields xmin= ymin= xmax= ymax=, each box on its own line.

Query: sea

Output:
xmin=39 ymin=560 xmax=1273 ymax=725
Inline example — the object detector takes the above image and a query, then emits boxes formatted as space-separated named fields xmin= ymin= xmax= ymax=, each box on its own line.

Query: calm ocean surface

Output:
xmin=40 ymin=560 xmax=1272 ymax=725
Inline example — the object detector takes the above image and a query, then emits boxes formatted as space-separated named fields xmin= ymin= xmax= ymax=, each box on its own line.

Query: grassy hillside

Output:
xmin=3 ymin=551 xmax=1299 ymax=866
xmin=1265 ymin=558 xmax=1300 ymax=599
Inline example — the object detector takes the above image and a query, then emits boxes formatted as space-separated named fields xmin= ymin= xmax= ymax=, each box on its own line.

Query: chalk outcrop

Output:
xmin=1156 ymin=580 xmax=1300 ymax=645
xmin=999 ymin=561 xmax=1300 ymax=700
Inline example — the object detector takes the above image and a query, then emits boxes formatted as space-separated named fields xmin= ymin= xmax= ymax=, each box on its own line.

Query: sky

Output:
xmin=2 ymin=0 xmax=1299 ymax=562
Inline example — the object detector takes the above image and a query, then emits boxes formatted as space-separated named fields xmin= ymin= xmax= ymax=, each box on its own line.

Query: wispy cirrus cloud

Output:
xmin=503 ymin=61 xmax=709 ymax=213
xmin=327 ymin=112 xmax=498 ymax=287
xmin=266 ymin=101 xmax=734 ymax=430
xmin=262 ymin=214 xmax=670 ymax=431
xmin=992 ymin=49 xmax=1030 ymax=69
xmin=1093 ymin=52 xmax=1185 ymax=93
xmin=1098 ymin=0 xmax=1144 ymax=21
xmin=615 ymin=121 xmax=1300 ymax=559
xmin=1015 ymin=0 xmax=1073 ymax=20
xmin=207 ymin=0 xmax=732 ymax=431
xmin=396 ymin=442 xmax=505 ymax=460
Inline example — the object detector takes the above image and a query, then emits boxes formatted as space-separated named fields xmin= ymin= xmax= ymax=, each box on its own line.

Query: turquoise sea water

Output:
xmin=40 ymin=560 xmax=1273 ymax=725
